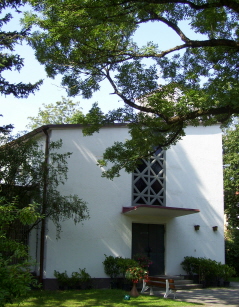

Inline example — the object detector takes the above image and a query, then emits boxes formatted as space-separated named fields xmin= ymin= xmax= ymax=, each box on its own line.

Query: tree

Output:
xmin=0 ymin=134 xmax=89 ymax=237
xmin=0 ymin=133 xmax=89 ymax=282
xmin=223 ymin=122 xmax=239 ymax=229
xmin=27 ymin=97 xmax=84 ymax=130
xmin=225 ymin=228 xmax=239 ymax=275
xmin=0 ymin=197 xmax=41 ymax=306
xmin=24 ymin=0 xmax=239 ymax=177
xmin=0 ymin=0 xmax=42 ymax=132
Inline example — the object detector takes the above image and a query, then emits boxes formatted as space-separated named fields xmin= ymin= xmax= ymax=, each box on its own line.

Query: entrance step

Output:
xmin=175 ymin=282 xmax=203 ymax=290
xmin=156 ymin=275 xmax=203 ymax=290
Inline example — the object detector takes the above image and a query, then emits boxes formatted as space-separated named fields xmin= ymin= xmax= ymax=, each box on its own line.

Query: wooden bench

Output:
xmin=141 ymin=276 xmax=177 ymax=299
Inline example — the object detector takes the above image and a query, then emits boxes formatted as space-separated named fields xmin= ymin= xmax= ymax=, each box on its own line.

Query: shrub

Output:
xmin=103 ymin=255 xmax=141 ymax=280
xmin=54 ymin=270 xmax=69 ymax=289
xmin=117 ymin=258 xmax=138 ymax=277
xmin=181 ymin=256 xmax=236 ymax=286
xmin=79 ymin=268 xmax=92 ymax=289
xmin=217 ymin=264 xmax=236 ymax=282
xmin=181 ymin=256 xmax=200 ymax=277
xmin=0 ymin=199 xmax=41 ymax=306
xmin=0 ymin=257 xmax=39 ymax=307
xmin=54 ymin=268 xmax=91 ymax=290
xmin=102 ymin=255 xmax=121 ymax=280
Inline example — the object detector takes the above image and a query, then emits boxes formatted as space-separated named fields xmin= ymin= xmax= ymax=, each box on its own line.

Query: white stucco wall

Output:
xmin=43 ymin=126 xmax=133 ymax=279
xmin=165 ymin=125 xmax=224 ymax=274
xmin=29 ymin=124 xmax=224 ymax=279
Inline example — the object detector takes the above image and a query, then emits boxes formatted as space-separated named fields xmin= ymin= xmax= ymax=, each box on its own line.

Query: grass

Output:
xmin=6 ymin=289 xmax=199 ymax=307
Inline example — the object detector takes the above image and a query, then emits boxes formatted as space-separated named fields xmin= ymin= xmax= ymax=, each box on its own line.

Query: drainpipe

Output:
xmin=39 ymin=128 xmax=50 ymax=285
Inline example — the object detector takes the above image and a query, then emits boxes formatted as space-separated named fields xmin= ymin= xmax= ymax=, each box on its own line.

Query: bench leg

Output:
xmin=164 ymin=279 xmax=170 ymax=298
xmin=164 ymin=289 xmax=177 ymax=299
xmin=149 ymin=287 xmax=154 ymax=295
xmin=164 ymin=289 xmax=169 ymax=298
xmin=141 ymin=280 xmax=149 ymax=293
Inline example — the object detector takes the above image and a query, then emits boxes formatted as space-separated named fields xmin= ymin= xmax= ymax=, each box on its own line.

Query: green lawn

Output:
xmin=7 ymin=289 xmax=199 ymax=307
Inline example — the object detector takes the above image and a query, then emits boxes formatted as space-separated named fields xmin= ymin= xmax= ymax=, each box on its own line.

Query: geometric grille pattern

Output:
xmin=132 ymin=148 xmax=165 ymax=206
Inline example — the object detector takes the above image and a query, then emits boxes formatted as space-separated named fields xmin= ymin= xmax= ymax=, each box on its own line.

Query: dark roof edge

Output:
xmin=18 ymin=123 xmax=128 ymax=140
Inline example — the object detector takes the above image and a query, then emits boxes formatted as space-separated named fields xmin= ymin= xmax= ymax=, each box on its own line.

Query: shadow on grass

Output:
xmin=7 ymin=289 xmax=201 ymax=307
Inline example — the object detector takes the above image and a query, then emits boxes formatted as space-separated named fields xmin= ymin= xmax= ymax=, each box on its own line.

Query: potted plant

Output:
xmin=125 ymin=266 xmax=148 ymax=297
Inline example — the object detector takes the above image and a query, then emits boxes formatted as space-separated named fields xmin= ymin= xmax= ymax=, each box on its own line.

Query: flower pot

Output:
xmin=130 ymin=283 xmax=139 ymax=297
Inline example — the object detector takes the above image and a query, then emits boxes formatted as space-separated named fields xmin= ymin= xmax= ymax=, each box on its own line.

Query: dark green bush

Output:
xmin=54 ymin=268 xmax=91 ymax=290
xmin=54 ymin=270 xmax=69 ymax=289
xmin=181 ymin=256 xmax=235 ymax=286
xmin=181 ymin=256 xmax=200 ymax=277
xmin=0 ymin=257 xmax=39 ymax=307
xmin=103 ymin=255 xmax=141 ymax=280
xmin=117 ymin=258 xmax=138 ymax=277
xmin=102 ymin=255 xmax=121 ymax=280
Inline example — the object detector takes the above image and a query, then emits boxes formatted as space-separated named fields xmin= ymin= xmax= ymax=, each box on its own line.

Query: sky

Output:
xmin=1 ymin=5 xmax=194 ymax=134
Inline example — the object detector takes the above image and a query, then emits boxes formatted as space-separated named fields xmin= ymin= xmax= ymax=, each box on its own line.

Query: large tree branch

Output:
xmin=169 ymin=105 xmax=237 ymax=124
xmin=136 ymin=13 xmax=239 ymax=50
xmin=75 ymin=0 xmax=239 ymax=14
xmin=104 ymin=68 xmax=169 ymax=120
xmin=104 ymin=66 xmax=239 ymax=126
xmin=103 ymin=65 xmax=239 ymax=128
xmin=121 ymin=0 xmax=239 ymax=14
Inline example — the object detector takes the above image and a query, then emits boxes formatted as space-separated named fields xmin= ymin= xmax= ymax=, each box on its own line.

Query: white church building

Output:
xmin=27 ymin=123 xmax=224 ymax=289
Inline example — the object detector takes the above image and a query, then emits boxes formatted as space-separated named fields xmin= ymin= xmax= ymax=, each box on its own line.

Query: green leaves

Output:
xmin=0 ymin=133 xmax=89 ymax=239
xmin=0 ymin=196 xmax=41 ymax=306
xmin=115 ymin=61 xmax=158 ymax=100
xmin=23 ymin=0 xmax=239 ymax=176
xmin=0 ymin=1 xmax=42 ymax=97
xmin=27 ymin=97 xmax=83 ymax=129
xmin=223 ymin=121 xmax=239 ymax=228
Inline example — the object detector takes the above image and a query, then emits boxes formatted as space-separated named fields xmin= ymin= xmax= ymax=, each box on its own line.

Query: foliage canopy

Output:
xmin=223 ymin=123 xmax=239 ymax=229
xmin=0 ymin=0 xmax=42 ymax=133
xmin=27 ymin=97 xmax=83 ymax=130
xmin=24 ymin=0 xmax=239 ymax=177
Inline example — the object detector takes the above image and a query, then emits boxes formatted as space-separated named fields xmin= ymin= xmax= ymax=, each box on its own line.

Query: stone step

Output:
xmin=174 ymin=279 xmax=194 ymax=284
xmin=154 ymin=275 xmax=203 ymax=290
xmin=156 ymin=275 xmax=185 ymax=280
xmin=175 ymin=283 xmax=203 ymax=290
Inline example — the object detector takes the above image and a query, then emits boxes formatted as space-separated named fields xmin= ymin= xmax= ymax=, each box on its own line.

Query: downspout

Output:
xmin=39 ymin=128 xmax=50 ymax=285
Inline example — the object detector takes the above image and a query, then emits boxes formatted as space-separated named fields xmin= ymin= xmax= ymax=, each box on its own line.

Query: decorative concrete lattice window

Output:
xmin=132 ymin=148 xmax=165 ymax=206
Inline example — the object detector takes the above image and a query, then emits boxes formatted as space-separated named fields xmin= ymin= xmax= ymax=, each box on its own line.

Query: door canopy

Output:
xmin=122 ymin=205 xmax=200 ymax=218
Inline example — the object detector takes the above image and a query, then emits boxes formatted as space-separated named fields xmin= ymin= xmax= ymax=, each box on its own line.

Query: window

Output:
xmin=132 ymin=148 xmax=165 ymax=206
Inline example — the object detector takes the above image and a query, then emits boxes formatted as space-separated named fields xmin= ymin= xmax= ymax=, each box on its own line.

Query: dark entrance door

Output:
xmin=132 ymin=223 xmax=165 ymax=275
